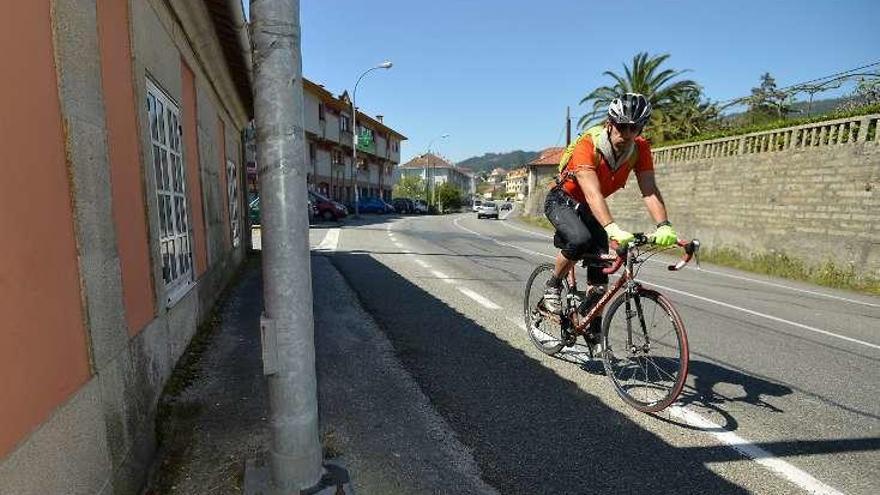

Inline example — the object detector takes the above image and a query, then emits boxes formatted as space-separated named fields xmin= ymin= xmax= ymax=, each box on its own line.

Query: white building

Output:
xmin=397 ymin=153 xmax=475 ymax=199
xmin=248 ymin=78 xmax=407 ymax=203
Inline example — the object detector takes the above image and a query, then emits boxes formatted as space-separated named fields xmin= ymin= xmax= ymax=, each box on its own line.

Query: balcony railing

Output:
xmin=652 ymin=113 xmax=880 ymax=164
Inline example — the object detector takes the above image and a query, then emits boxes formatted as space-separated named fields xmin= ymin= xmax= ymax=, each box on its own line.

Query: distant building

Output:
xmin=397 ymin=153 xmax=475 ymax=199
xmin=525 ymin=147 xmax=565 ymax=215
xmin=505 ymin=167 xmax=528 ymax=200
xmin=246 ymin=78 xmax=407 ymax=203
xmin=488 ymin=167 xmax=507 ymax=186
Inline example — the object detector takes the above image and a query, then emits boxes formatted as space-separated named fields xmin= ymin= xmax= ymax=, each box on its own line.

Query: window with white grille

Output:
xmin=227 ymin=159 xmax=241 ymax=247
xmin=146 ymin=79 xmax=192 ymax=302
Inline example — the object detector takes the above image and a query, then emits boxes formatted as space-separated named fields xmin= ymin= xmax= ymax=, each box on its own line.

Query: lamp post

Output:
xmin=426 ymin=133 xmax=449 ymax=209
xmin=351 ymin=60 xmax=392 ymax=217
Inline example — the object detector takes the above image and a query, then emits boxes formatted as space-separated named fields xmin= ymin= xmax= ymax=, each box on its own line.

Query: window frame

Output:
xmin=226 ymin=159 xmax=241 ymax=248
xmin=146 ymin=78 xmax=194 ymax=306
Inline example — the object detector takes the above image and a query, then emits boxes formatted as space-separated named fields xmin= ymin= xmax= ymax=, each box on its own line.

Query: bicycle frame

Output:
xmin=567 ymin=235 xmax=699 ymax=337
xmin=569 ymin=252 xmax=638 ymax=335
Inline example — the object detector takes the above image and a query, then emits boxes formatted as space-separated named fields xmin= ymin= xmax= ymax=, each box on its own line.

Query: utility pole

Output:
xmin=566 ymin=106 xmax=571 ymax=145
xmin=251 ymin=0 xmax=322 ymax=491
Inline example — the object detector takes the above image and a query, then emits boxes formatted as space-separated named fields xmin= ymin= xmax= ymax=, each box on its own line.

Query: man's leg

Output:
xmin=553 ymin=252 xmax=575 ymax=282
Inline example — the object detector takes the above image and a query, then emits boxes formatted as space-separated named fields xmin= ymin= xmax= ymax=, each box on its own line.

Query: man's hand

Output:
xmin=604 ymin=222 xmax=635 ymax=247
xmin=651 ymin=223 xmax=677 ymax=247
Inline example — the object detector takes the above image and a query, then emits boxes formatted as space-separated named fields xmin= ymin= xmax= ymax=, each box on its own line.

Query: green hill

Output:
xmin=456 ymin=150 xmax=539 ymax=174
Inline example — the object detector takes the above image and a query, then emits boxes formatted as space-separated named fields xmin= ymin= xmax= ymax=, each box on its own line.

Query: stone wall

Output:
xmin=608 ymin=115 xmax=880 ymax=278
xmin=524 ymin=114 xmax=880 ymax=278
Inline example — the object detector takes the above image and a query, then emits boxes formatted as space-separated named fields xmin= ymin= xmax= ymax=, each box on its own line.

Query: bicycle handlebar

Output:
xmin=602 ymin=234 xmax=700 ymax=274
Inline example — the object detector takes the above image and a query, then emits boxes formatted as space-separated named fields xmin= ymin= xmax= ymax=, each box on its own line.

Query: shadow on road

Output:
xmin=328 ymin=251 xmax=749 ymax=494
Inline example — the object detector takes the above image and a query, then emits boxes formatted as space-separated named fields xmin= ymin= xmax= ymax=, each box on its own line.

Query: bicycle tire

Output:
xmin=523 ymin=263 xmax=571 ymax=355
xmin=601 ymin=288 xmax=689 ymax=412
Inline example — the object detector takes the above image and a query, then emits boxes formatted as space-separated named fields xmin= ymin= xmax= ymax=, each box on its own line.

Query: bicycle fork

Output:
xmin=624 ymin=285 xmax=651 ymax=356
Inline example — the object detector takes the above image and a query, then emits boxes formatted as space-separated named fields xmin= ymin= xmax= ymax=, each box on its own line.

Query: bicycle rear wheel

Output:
xmin=523 ymin=263 xmax=571 ymax=355
xmin=601 ymin=288 xmax=689 ymax=412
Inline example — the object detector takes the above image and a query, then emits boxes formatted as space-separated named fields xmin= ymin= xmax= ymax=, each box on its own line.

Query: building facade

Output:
xmin=0 ymin=1 xmax=251 ymax=493
xmin=524 ymin=147 xmax=564 ymax=215
xmin=506 ymin=167 xmax=528 ymax=200
xmin=303 ymin=80 xmax=406 ymax=202
xmin=397 ymin=153 xmax=475 ymax=199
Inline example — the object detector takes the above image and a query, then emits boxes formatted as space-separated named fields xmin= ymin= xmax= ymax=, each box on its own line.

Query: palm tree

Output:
xmin=649 ymin=92 xmax=720 ymax=143
xmin=578 ymin=52 xmax=701 ymax=130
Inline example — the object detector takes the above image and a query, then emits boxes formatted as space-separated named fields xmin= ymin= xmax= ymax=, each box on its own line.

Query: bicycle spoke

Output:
xmin=647 ymin=356 xmax=678 ymax=383
xmin=603 ymin=290 xmax=689 ymax=412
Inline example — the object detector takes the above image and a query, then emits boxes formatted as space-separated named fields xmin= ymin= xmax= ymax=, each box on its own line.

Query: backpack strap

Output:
xmin=556 ymin=125 xmax=605 ymax=187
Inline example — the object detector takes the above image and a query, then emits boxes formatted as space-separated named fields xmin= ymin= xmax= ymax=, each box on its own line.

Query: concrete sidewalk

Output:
xmin=143 ymin=253 xmax=495 ymax=494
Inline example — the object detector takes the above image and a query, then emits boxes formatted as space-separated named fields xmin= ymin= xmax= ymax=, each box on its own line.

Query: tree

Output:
xmin=578 ymin=52 xmax=701 ymax=130
xmin=393 ymin=175 xmax=426 ymax=201
xmin=837 ymin=76 xmax=880 ymax=112
xmin=435 ymin=182 xmax=462 ymax=213
xmin=745 ymin=72 xmax=792 ymax=123
xmin=649 ymin=92 xmax=720 ymax=143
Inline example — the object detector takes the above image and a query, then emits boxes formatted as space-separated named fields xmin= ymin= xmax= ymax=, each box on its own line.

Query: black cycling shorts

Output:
xmin=544 ymin=188 xmax=609 ymax=284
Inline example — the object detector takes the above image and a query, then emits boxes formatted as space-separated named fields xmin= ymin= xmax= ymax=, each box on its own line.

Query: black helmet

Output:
xmin=608 ymin=93 xmax=652 ymax=128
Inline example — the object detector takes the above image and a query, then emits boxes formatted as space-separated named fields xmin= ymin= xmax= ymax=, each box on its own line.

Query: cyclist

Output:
xmin=543 ymin=93 xmax=678 ymax=314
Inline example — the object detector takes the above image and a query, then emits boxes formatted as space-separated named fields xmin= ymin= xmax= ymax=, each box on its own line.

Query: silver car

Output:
xmin=476 ymin=201 xmax=499 ymax=219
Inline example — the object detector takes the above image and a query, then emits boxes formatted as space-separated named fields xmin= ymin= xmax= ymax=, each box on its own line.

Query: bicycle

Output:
xmin=523 ymin=234 xmax=700 ymax=412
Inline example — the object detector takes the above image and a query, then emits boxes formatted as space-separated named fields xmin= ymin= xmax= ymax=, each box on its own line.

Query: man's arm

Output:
xmin=636 ymin=170 xmax=669 ymax=224
xmin=574 ymin=169 xmax=613 ymax=226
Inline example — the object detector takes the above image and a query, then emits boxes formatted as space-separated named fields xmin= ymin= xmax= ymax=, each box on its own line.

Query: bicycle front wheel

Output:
xmin=523 ymin=263 xmax=570 ymax=355
xmin=601 ymin=288 xmax=689 ymax=412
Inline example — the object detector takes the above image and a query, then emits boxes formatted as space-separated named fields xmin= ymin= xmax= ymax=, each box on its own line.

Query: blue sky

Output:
xmin=244 ymin=1 xmax=879 ymax=164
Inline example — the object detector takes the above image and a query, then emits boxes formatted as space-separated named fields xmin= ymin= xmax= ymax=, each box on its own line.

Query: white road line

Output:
xmin=500 ymin=218 xmax=552 ymax=239
xmin=499 ymin=217 xmax=879 ymax=309
xmin=668 ymin=406 xmax=845 ymax=495
xmin=673 ymin=265 xmax=880 ymax=309
xmin=511 ymin=308 xmax=845 ymax=493
xmin=456 ymin=217 xmax=878 ymax=351
xmin=454 ymin=218 xmax=553 ymax=259
xmin=644 ymin=282 xmax=880 ymax=351
xmin=314 ymin=228 xmax=340 ymax=252
xmin=458 ymin=287 xmax=501 ymax=310
xmin=414 ymin=259 xmax=431 ymax=269
xmin=431 ymin=270 xmax=455 ymax=283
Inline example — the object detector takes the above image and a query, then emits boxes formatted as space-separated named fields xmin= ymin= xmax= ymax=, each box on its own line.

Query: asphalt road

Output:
xmin=307 ymin=210 xmax=880 ymax=495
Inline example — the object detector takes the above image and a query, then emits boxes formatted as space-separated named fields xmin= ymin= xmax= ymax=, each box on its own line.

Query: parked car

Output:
xmin=357 ymin=197 xmax=395 ymax=214
xmin=309 ymin=191 xmax=347 ymax=221
xmin=250 ymin=195 xmax=317 ymax=224
xmin=476 ymin=201 xmax=499 ymax=219
xmin=472 ymin=199 xmax=483 ymax=212
xmin=392 ymin=197 xmax=414 ymax=214
xmin=379 ymin=198 xmax=396 ymax=213
xmin=412 ymin=200 xmax=429 ymax=214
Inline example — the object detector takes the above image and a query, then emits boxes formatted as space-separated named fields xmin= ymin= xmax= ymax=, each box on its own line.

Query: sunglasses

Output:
xmin=612 ymin=122 xmax=643 ymax=134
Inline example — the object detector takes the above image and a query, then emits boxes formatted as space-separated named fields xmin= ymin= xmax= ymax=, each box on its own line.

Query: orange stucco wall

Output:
xmin=182 ymin=62 xmax=208 ymax=277
xmin=218 ymin=117 xmax=232 ymax=249
xmin=97 ymin=0 xmax=156 ymax=336
xmin=0 ymin=2 xmax=91 ymax=458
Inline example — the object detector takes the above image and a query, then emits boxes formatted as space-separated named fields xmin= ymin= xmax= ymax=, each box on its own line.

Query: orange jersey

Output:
xmin=559 ymin=135 xmax=654 ymax=203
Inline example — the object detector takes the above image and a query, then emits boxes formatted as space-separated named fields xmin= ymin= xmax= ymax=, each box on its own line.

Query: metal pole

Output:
xmin=251 ymin=0 xmax=322 ymax=491
xmin=566 ymin=106 xmax=571 ymax=145
xmin=350 ymin=63 xmax=391 ymax=215
xmin=351 ymin=96 xmax=359 ymax=216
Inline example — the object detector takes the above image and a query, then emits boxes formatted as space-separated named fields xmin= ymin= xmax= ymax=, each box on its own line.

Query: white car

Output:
xmin=476 ymin=201 xmax=499 ymax=219
xmin=472 ymin=200 xmax=483 ymax=212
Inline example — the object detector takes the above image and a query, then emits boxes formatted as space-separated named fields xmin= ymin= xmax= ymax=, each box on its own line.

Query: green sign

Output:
xmin=357 ymin=129 xmax=375 ymax=152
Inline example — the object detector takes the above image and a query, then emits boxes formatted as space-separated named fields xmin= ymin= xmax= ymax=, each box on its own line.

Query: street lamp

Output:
xmin=351 ymin=60 xmax=392 ymax=217
xmin=426 ymin=133 xmax=449 ymax=208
